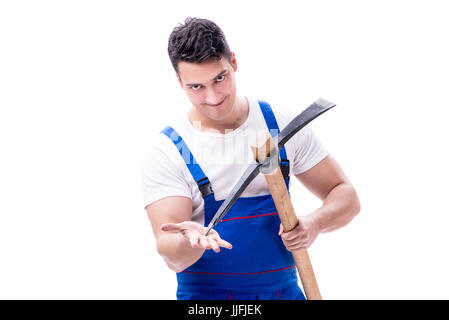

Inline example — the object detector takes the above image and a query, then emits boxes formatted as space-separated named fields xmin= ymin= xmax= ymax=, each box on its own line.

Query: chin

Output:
xmin=206 ymin=111 xmax=231 ymax=122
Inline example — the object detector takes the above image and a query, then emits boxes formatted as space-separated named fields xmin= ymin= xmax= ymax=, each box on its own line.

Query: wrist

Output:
xmin=308 ymin=208 xmax=326 ymax=234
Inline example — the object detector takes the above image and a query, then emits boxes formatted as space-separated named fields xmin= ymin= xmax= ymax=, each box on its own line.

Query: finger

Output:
xmin=189 ymin=232 xmax=200 ymax=248
xmin=161 ymin=223 xmax=182 ymax=232
xmin=174 ymin=221 xmax=200 ymax=231
xmin=207 ymin=232 xmax=225 ymax=243
xmin=207 ymin=231 xmax=220 ymax=241
xmin=216 ymin=238 xmax=233 ymax=249
xmin=281 ymin=231 xmax=298 ymax=241
xmin=209 ymin=239 xmax=220 ymax=253
xmin=161 ymin=221 xmax=200 ymax=233
xmin=207 ymin=233 xmax=232 ymax=250
xmin=199 ymin=236 xmax=211 ymax=250
xmin=284 ymin=239 xmax=304 ymax=250
xmin=283 ymin=229 xmax=308 ymax=241
xmin=283 ymin=240 xmax=303 ymax=252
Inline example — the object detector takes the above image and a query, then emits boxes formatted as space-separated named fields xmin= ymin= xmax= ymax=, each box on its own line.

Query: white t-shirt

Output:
xmin=141 ymin=97 xmax=328 ymax=225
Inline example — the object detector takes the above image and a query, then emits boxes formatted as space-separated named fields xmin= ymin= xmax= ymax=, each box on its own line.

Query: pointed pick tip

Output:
xmin=315 ymin=98 xmax=336 ymax=109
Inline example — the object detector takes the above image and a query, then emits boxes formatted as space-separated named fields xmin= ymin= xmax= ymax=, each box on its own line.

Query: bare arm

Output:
xmin=279 ymin=154 xmax=361 ymax=251
xmin=146 ymin=196 xmax=232 ymax=273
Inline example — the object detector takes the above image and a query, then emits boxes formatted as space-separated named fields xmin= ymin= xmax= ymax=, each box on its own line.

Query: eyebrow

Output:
xmin=185 ymin=69 xmax=228 ymax=87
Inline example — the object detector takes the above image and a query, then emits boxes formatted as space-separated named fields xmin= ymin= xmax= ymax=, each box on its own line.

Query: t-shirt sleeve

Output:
xmin=141 ymin=134 xmax=192 ymax=209
xmin=290 ymin=125 xmax=329 ymax=175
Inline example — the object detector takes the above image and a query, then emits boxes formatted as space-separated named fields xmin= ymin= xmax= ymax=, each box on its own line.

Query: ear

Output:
xmin=230 ymin=52 xmax=237 ymax=72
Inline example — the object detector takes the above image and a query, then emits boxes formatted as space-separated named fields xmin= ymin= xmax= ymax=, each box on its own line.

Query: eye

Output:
xmin=190 ymin=84 xmax=202 ymax=91
xmin=216 ymin=75 xmax=226 ymax=82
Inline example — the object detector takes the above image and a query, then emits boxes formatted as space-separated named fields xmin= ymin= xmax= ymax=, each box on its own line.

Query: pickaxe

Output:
xmin=205 ymin=98 xmax=336 ymax=300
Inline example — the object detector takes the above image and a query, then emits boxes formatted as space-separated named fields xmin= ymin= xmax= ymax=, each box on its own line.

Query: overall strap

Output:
xmin=160 ymin=126 xmax=213 ymax=198
xmin=258 ymin=100 xmax=290 ymax=186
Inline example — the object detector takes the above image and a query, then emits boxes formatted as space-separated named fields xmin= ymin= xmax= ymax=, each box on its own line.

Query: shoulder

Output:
xmin=142 ymin=121 xmax=190 ymax=175
xmin=143 ymin=132 xmax=169 ymax=159
xmin=143 ymin=112 xmax=191 ymax=157
xmin=141 ymin=124 xmax=194 ymax=208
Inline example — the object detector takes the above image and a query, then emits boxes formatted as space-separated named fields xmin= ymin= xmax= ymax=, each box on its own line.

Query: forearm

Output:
xmin=156 ymin=232 xmax=206 ymax=273
xmin=310 ymin=182 xmax=360 ymax=233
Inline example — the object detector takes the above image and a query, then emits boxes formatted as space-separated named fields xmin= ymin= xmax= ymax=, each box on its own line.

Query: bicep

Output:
xmin=294 ymin=154 xmax=348 ymax=200
xmin=145 ymin=196 xmax=193 ymax=240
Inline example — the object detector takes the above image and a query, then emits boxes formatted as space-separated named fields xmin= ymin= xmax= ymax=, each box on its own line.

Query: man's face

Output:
xmin=176 ymin=53 xmax=238 ymax=122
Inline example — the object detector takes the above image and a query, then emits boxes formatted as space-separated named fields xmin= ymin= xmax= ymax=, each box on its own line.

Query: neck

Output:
xmin=189 ymin=96 xmax=249 ymax=134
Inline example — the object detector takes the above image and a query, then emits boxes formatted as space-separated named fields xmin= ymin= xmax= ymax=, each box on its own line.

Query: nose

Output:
xmin=205 ymin=87 xmax=223 ymax=106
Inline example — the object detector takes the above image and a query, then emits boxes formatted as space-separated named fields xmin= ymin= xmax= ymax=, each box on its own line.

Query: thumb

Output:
xmin=161 ymin=223 xmax=181 ymax=232
xmin=278 ymin=223 xmax=284 ymax=235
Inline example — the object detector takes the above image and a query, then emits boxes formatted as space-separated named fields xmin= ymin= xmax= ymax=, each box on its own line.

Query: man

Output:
xmin=142 ymin=17 xmax=360 ymax=300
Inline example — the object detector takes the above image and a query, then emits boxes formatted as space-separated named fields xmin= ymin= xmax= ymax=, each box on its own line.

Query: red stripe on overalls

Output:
xmin=220 ymin=212 xmax=278 ymax=222
xmin=181 ymin=265 xmax=295 ymax=275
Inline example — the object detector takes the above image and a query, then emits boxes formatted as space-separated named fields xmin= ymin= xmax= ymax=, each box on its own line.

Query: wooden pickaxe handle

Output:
xmin=264 ymin=165 xmax=322 ymax=300
xmin=251 ymin=133 xmax=322 ymax=300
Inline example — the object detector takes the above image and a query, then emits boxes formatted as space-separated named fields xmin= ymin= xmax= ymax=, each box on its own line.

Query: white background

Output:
xmin=1 ymin=0 xmax=448 ymax=299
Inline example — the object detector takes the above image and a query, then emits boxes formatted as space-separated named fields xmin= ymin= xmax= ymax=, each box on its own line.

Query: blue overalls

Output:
xmin=161 ymin=101 xmax=305 ymax=300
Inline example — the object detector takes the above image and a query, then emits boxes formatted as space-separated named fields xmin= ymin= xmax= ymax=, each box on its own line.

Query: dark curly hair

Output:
xmin=168 ymin=17 xmax=232 ymax=74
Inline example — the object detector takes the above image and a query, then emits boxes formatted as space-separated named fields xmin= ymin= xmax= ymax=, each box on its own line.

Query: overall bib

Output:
xmin=161 ymin=101 xmax=305 ymax=300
